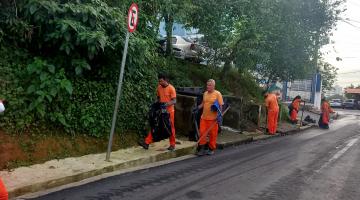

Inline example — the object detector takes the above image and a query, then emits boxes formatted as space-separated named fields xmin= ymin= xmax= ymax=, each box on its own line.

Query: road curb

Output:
xmin=277 ymin=124 xmax=316 ymax=137
xmin=7 ymin=145 xmax=196 ymax=199
xmin=217 ymin=137 xmax=253 ymax=149
xmin=219 ymin=124 xmax=316 ymax=147
xmin=7 ymin=124 xmax=315 ymax=199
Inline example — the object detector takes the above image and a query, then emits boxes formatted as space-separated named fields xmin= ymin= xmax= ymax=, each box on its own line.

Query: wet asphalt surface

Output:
xmin=29 ymin=109 xmax=360 ymax=200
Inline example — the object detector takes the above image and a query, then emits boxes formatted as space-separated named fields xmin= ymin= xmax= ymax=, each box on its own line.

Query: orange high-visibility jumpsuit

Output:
xmin=290 ymin=99 xmax=301 ymax=122
xmin=199 ymin=90 xmax=224 ymax=150
xmin=321 ymin=101 xmax=333 ymax=125
xmin=265 ymin=93 xmax=279 ymax=135
xmin=0 ymin=178 xmax=8 ymax=200
xmin=145 ymin=84 xmax=176 ymax=147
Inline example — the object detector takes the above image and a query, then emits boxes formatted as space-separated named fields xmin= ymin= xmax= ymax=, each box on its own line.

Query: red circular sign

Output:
xmin=127 ymin=3 xmax=139 ymax=33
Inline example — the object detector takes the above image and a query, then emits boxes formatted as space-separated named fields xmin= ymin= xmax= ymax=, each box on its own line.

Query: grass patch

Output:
xmin=0 ymin=129 xmax=139 ymax=170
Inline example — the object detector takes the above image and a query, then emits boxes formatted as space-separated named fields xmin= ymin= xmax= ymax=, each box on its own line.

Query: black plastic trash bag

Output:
xmin=148 ymin=102 xmax=172 ymax=142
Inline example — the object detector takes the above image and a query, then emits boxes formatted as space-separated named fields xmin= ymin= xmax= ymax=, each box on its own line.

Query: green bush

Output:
xmin=0 ymin=0 xmax=263 ymax=137
xmin=0 ymin=0 xmax=159 ymax=136
xmin=0 ymin=44 xmax=159 ymax=136
xmin=279 ymin=103 xmax=290 ymax=122
xmin=154 ymin=58 xmax=264 ymax=101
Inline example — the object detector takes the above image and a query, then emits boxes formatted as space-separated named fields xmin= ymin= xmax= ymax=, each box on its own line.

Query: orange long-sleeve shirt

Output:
xmin=265 ymin=93 xmax=279 ymax=112
xmin=292 ymin=99 xmax=301 ymax=111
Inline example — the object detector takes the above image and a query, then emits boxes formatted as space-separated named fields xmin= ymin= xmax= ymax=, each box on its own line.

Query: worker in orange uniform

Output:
xmin=289 ymin=95 xmax=302 ymax=123
xmin=319 ymin=97 xmax=334 ymax=129
xmin=139 ymin=74 xmax=177 ymax=151
xmin=265 ymin=87 xmax=279 ymax=135
xmin=0 ymin=178 xmax=8 ymax=200
xmin=196 ymin=79 xmax=223 ymax=156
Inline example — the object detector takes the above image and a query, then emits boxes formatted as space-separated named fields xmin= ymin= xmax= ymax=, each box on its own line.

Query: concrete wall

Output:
xmin=175 ymin=94 xmax=258 ymax=136
xmin=175 ymin=94 xmax=197 ymax=136
xmin=222 ymin=96 xmax=244 ymax=130
xmin=223 ymin=96 xmax=264 ymax=130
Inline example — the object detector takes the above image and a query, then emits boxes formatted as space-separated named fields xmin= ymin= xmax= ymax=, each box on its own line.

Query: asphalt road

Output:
xmin=334 ymin=108 xmax=360 ymax=116
xmin=29 ymin=110 xmax=360 ymax=200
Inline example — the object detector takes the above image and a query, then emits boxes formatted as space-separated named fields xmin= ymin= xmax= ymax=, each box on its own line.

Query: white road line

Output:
xmin=316 ymin=136 xmax=359 ymax=173
xmin=329 ymin=138 xmax=358 ymax=162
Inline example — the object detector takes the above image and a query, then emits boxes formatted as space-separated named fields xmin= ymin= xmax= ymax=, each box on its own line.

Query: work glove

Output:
xmin=160 ymin=103 xmax=167 ymax=113
xmin=160 ymin=103 xmax=167 ymax=109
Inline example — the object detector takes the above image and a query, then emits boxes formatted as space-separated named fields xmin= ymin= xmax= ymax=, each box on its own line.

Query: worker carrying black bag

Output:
xmin=148 ymin=102 xmax=172 ymax=142
xmin=138 ymin=102 xmax=172 ymax=149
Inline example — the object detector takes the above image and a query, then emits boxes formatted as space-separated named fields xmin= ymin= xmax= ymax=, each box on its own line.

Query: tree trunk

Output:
xmin=164 ymin=14 xmax=174 ymax=57
xmin=220 ymin=59 xmax=231 ymax=80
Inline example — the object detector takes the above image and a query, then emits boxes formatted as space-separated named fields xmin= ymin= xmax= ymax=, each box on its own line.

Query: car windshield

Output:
xmin=171 ymin=37 xmax=177 ymax=44
xmin=182 ymin=37 xmax=194 ymax=43
xmin=345 ymin=100 xmax=353 ymax=103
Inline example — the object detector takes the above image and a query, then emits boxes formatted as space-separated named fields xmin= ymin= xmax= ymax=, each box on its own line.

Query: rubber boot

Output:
xmin=196 ymin=145 xmax=206 ymax=156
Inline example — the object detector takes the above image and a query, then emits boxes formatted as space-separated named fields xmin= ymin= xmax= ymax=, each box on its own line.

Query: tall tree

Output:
xmin=153 ymin=0 xmax=194 ymax=56
xmin=189 ymin=0 xmax=265 ymax=78
xmin=318 ymin=60 xmax=338 ymax=92
xmin=189 ymin=0 xmax=344 ymax=82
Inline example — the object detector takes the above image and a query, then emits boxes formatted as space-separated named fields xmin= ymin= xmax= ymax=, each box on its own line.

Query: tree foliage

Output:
xmin=319 ymin=60 xmax=338 ymax=92
xmin=0 ymin=0 xmax=344 ymax=136
xmin=0 ymin=0 xmax=159 ymax=136
xmin=189 ymin=0 xmax=344 ymax=82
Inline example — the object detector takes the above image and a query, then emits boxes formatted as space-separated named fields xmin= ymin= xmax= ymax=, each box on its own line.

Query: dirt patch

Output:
xmin=0 ymin=129 xmax=139 ymax=170
xmin=0 ymin=133 xmax=27 ymax=169
xmin=276 ymin=122 xmax=298 ymax=133
xmin=242 ymin=120 xmax=259 ymax=132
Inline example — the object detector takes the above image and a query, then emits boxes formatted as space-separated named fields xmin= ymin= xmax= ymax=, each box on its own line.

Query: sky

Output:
xmin=322 ymin=0 xmax=360 ymax=88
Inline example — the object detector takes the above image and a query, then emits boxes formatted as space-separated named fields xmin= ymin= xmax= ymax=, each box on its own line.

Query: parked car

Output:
xmin=157 ymin=37 xmax=185 ymax=60
xmin=329 ymin=99 xmax=342 ymax=108
xmin=342 ymin=99 xmax=359 ymax=109
xmin=159 ymin=35 xmax=205 ymax=63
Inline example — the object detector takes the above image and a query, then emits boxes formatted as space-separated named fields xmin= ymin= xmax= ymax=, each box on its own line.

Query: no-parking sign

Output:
xmin=127 ymin=3 xmax=139 ymax=33
xmin=106 ymin=3 xmax=139 ymax=161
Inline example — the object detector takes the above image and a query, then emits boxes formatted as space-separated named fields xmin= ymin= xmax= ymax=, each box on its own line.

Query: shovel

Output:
xmin=195 ymin=106 xmax=231 ymax=146
xmin=299 ymin=101 xmax=306 ymax=129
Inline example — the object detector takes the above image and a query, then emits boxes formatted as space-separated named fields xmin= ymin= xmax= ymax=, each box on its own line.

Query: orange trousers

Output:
xmin=290 ymin=109 xmax=298 ymax=122
xmin=199 ymin=119 xmax=219 ymax=150
xmin=322 ymin=111 xmax=330 ymax=125
xmin=0 ymin=178 xmax=8 ymax=200
xmin=267 ymin=110 xmax=279 ymax=135
xmin=145 ymin=111 xmax=176 ymax=147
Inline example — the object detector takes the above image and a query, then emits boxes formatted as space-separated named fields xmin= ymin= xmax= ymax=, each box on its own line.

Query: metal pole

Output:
xmin=106 ymin=32 xmax=130 ymax=161
xmin=299 ymin=101 xmax=306 ymax=129
xmin=258 ymin=105 xmax=262 ymax=128
xmin=264 ymin=108 xmax=268 ymax=134
xmin=278 ymin=103 xmax=282 ymax=125
xmin=193 ymin=111 xmax=200 ymax=141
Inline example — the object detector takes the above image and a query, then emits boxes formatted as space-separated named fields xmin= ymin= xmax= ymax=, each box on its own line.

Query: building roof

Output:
xmin=344 ymin=88 xmax=360 ymax=94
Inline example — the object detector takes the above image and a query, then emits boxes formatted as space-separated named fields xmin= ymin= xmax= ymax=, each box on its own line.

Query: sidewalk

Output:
xmin=1 ymin=124 xmax=315 ymax=199
xmin=1 ymin=139 xmax=196 ymax=199
xmin=217 ymin=129 xmax=269 ymax=149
